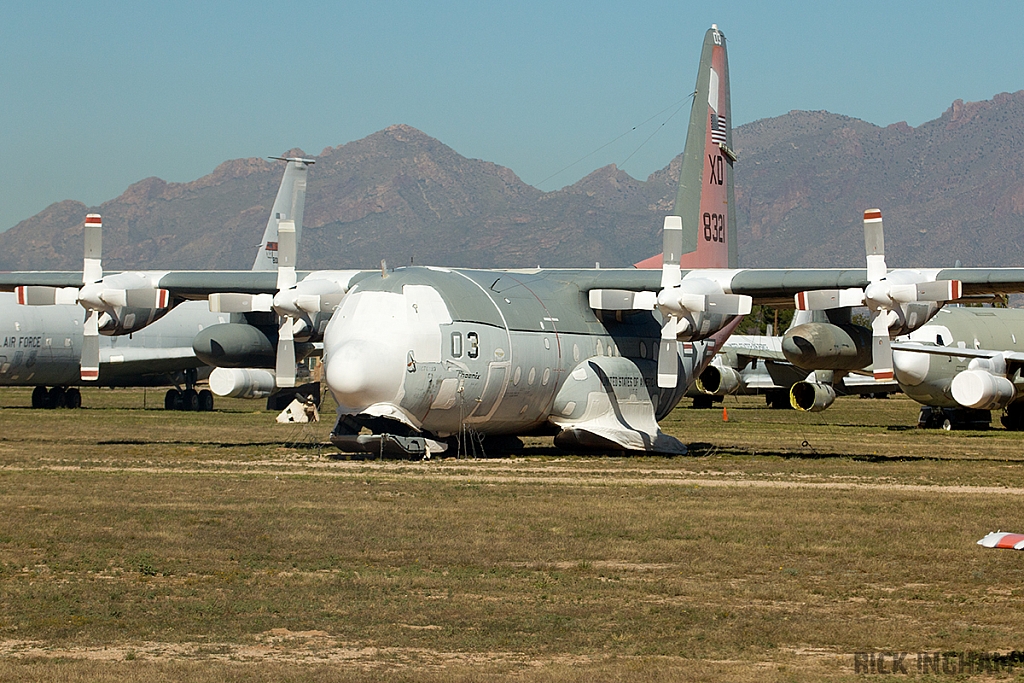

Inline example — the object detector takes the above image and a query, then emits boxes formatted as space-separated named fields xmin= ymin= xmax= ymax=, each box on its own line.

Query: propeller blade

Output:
xmin=208 ymin=292 xmax=274 ymax=313
xmin=81 ymin=310 xmax=100 ymax=381
xmin=657 ymin=335 xmax=678 ymax=389
xmin=660 ymin=215 xmax=683 ymax=289
xmin=923 ymin=279 xmax=961 ymax=301
xmin=124 ymin=288 xmax=169 ymax=309
xmin=871 ymin=314 xmax=894 ymax=381
xmin=795 ymin=288 xmax=865 ymax=310
xmin=276 ymin=316 xmax=296 ymax=388
xmin=276 ymin=219 xmax=297 ymax=291
xmin=83 ymin=214 xmax=103 ymax=284
xmin=15 ymin=285 xmax=80 ymax=306
xmin=319 ymin=291 xmax=348 ymax=313
xmin=704 ymin=293 xmax=753 ymax=316
xmin=863 ymin=209 xmax=887 ymax=282
xmin=588 ymin=289 xmax=657 ymax=311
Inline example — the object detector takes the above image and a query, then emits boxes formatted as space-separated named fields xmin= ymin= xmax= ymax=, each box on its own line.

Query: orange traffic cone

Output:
xmin=722 ymin=406 xmax=729 ymax=422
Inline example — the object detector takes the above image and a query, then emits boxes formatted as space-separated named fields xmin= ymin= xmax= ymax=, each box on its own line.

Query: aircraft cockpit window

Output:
xmin=936 ymin=334 xmax=944 ymax=345
xmin=451 ymin=332 xmax=463 ymax=357
xmin=467 ymin=332 xmax=480 ymax=358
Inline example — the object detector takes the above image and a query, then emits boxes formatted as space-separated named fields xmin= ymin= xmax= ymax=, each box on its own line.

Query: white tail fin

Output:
xmin=252 ymin=157 xmax=315 ymax=271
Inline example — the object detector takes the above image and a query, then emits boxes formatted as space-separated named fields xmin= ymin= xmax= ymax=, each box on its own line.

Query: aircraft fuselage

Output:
xmin=894 ymin=307 xmax=1024 ymax=408
xmin=324 ymin=266 xmax=724 ymax=453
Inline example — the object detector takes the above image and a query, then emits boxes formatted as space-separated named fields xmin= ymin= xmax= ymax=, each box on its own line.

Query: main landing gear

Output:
xmin=162 ymin=368 xmax=214 ymax=411
xmin=917 ymin=406 xmax=991 ymax=431
xmin=31 ymin=386 xmax=82 ymax=409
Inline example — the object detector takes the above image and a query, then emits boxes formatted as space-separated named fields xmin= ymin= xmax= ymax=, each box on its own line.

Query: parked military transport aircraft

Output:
xmin=5 ymin=25 xmax=1024 ymax=453
xmin=1 ymin=157 xmax=313 ymax=409
xmin=0 ymin=290 xmax=220 ymax=409
xmin=693 ymin=310 xmax=898 ymax=409
xmin=780 ymin=209 xmax=1024 ymax=429
xmin=890 ymin=307 xmax=1024 ymax=430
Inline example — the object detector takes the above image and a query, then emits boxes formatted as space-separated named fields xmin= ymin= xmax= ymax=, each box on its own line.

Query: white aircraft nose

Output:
xmin=893 ymin=347 xmax=929 ymax=386
xmin=325 ymin=340 xmax=405 ymax=410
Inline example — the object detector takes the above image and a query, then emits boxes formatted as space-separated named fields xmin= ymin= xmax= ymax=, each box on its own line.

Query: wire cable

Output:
xmin=537 ymin=93 xmax=693 ymax=188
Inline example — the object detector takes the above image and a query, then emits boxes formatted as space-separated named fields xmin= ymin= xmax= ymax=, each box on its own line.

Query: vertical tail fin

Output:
xmin=252 ymin=157 xmax=315 ymax=271
xmin=675 ymin=25 xmax=736 ymax=270
xmin=634 ymin=25 xmax=736 ymax=270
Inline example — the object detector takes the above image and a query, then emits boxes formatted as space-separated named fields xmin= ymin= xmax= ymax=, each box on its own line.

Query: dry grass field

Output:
xmin=2 ymin=387 xmax=1024 ymax=681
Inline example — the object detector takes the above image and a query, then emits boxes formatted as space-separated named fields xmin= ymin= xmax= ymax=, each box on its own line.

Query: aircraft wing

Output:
xmin=0 ymin=270 xmax=293 ymax=299
xmin=5 ymin=266 xmax=1024 ymax=305
xmin=891 ymin=342 xmax=1024 ymax=365
xmin=100 ymin=346 xmax=204 ymax=375
xmin=727 ymin=268 xmax=1024 ymax=304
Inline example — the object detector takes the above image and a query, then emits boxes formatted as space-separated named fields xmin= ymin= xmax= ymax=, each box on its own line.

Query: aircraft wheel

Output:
xmin=767 ymin=390 xmax=791 ymax=410
xmin=165 ymin=389 xmax=181 ymax=411
xmin=64 ymin=388 xmax=82 ymax=409
xmin=31 ymin=386 xmax=48 ymax=409
xmin=691 ymin=395 xmax=714 ymax=409
xmin=182 ymin=388 xmax=200 ymax=411
xmin=1001 ymin=404 xmax=1024 ymax=431
xmin=198 ymin=389 xmax=214 ymax=412
xmin=941 ymin=418 xmax=954 ymax=431
xmin=47 ymin=386 xmax=66 ymax=409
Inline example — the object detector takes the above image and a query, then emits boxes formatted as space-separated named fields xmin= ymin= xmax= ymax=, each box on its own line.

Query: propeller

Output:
xmin=15 ymin=214 xmax=173 ymax=380
xmin=79 ymin=214 xmax=103 ymax=380
xmin=794 ymin=209 xmax=962 ymax=380
xmin=657 ymin=216 xmax=684 ymax=388
xmin=16 ymin=215 xmax=103 ymax=380
xmin=209 ymin=220 xmax=349 ymax=388
xmin=273 ymin=220 xmax=298 ymax=387
xmin=587 ymin=215 xmax=752 ymax=389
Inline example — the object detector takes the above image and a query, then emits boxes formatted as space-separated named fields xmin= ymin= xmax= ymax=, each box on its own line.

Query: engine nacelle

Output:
xmin=193 ymin=323 xmax=277 ymax=368
xmin=696 ymin=364 xmax=742 ymax=396
xmin=782 ymin=322 xmax=872 ymax=371
xmin=97 ymin=303 xmax=174 ymax=335
xmin=209 ymin=367 xmax=277 ymax=399
xmin=789 ymin=381 xmax=837 ymax=412
xmin=951 ymin=370 xmax=1016 ymax=410
xmin=887 ymin=300 xmax=944 ymax=337
xmin=79 ymin=274 xmax=174 ymax=335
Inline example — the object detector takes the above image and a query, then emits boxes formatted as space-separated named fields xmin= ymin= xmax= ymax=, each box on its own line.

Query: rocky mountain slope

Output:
xmin=3 ymin=90 xmax=1023 ymax=272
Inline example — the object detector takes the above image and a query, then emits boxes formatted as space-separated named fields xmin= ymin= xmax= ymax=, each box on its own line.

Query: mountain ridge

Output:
xmin=3 ymin=91 xmax=1024 ymax=271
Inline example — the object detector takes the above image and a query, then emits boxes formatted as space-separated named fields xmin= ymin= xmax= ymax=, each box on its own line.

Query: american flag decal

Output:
xmin=266 ymin=241 xmax=278 ymax=251
xmin=711 ymin=111 xmax=727 ymax=145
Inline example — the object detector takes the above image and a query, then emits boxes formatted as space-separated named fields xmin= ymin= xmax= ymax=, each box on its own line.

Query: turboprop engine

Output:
xmin=792 ymin=209 xmax=961 ymax=381
xmin=781 ymin=322 xmax=872 ymax=371
xmin=789 ymin=379 xmax=837 ymax=412
xmin=695 ymin=363 xmax=742 ymax=396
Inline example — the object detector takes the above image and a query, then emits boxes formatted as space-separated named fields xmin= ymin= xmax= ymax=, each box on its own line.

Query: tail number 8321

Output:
xmin=703 ymin=212 xmax=725 ymax=242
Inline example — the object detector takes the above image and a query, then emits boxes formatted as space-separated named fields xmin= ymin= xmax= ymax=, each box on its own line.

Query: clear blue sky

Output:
xmin=2 ymin=1 xmax=1022 ymax=232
